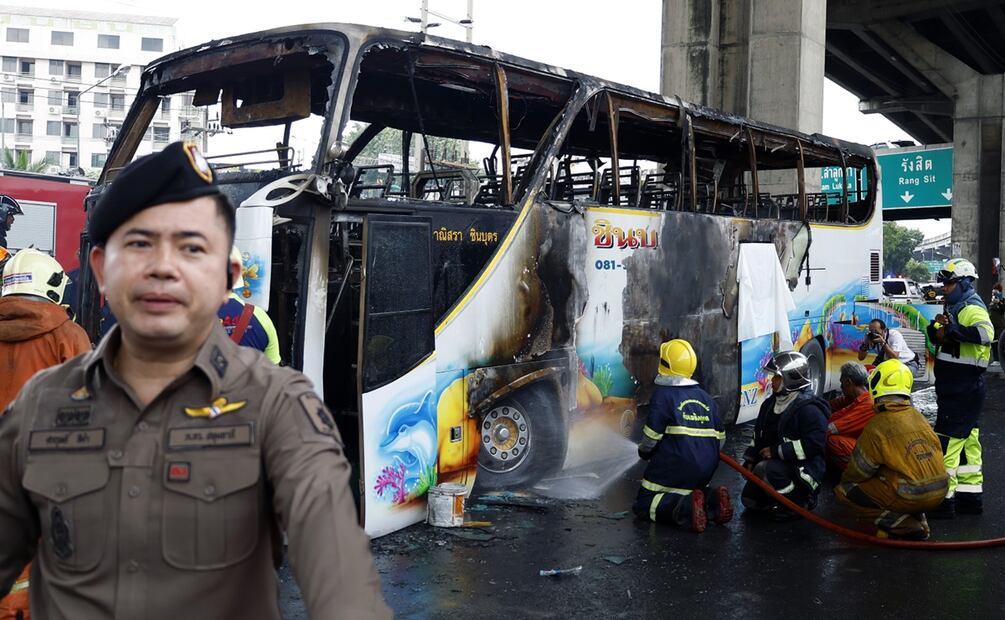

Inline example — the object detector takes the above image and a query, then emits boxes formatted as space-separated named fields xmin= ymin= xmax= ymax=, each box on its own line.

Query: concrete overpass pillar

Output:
xmin=661 ymin=0 xmax=826 ymax=194
xmin=871 ymin=20 xmax=1004 ymax=297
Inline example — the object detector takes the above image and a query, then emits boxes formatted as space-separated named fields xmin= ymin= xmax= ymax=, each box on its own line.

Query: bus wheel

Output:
xmin=800 ymin=340 xmax=825 ymax=397
xmin=476 ymin=383 xmax=567 ymax=489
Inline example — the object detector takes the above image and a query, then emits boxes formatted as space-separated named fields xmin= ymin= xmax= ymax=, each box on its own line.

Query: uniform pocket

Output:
xmin=161 ymin=452 xmax=263 ymax=570
xmin=22 ymin=460 xmax=110 ymax=572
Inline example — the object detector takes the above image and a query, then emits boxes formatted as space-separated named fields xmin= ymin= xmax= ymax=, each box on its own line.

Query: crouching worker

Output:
xmin=633 ymin=339 xmax=732 ymax=533
xmin=835 ymin=359 xmax=948 ymax=540
xmin=742 ymin=351 xmax=830 ymax=520
xmin=826 ymin=363 xmax=874 ymax=472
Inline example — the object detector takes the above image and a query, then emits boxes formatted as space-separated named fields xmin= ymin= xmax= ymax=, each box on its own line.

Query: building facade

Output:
xmin=0 ymin=5 xmax=183 ymax=175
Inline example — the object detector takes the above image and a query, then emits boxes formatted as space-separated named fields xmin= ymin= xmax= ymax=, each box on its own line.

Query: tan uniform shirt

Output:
xmin=0 ymin=325 xmax=391 ymax=620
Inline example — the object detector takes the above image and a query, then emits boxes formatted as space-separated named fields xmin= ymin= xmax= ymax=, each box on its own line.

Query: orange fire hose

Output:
xmin=719 ymin=452 xmax=1005 ymax=549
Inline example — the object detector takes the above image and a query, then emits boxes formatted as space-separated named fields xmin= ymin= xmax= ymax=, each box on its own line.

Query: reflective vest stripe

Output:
xmin=649 ymin=493 xmax=665 ymax=522
xmin=10 ymin=578 xmax=28 ymax=592
xmin=896 ymin=478 xmax=949 ymax=499
xmin=798 ymin=467 xmax=820 ymax=490
xmin=783 ymin=437 xmax=806 ymax=460
xmin=641 ymin=479 xmax=692 ymax=495
xmin=852 ymin=448 xmax=880 ymax=476
xmin=664 ymin=425 xmax=725 ymax=440
xmin=642 ymin=425 xmax=662 ymax=441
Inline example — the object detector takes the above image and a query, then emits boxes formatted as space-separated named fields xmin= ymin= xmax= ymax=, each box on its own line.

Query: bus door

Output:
xmin=356 ymin=214 xmax=438 ymax=537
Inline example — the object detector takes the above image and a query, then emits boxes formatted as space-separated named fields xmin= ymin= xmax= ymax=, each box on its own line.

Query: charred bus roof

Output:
xmin=104 ymin=23 xmax=873 ymax=183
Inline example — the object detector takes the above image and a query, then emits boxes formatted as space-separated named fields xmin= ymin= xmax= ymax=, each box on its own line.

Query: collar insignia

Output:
xmin=70 ymin=386 xmax=91 ymax=401
xmin=184 ymin=397 xmax=247 ymax=420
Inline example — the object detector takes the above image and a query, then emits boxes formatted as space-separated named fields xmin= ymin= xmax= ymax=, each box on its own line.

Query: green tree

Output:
xmin=903 ymin=258 xmax=931 ymax=282
xmin=343 ymin=123 xmax=468 ymax=163
xmin=883 ymin=222 xmax=925 ymax=276
xmin=0 ymin=148 xmax=48 ymax=173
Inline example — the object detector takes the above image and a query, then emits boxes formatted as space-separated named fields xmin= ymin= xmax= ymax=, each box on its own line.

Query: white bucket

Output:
xmin=427 ymin=483 xmax=467 ymax=527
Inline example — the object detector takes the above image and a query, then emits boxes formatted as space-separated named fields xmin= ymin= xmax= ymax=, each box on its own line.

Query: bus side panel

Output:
xmin=787 ymin=214 xmax=883 ymax=390
xmin=738 ymin=334 xmax=774 ymax=424
xmin=361 ymin=357 xmax=437 ymax=538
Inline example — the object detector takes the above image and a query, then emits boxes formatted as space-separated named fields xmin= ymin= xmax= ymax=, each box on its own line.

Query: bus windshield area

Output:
xmin=100 ymin=30 xmax=345 ymax=184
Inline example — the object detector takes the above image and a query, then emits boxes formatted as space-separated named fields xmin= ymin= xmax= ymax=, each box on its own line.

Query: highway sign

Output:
xmin=877 ymin=146 xmax=953 ymax=210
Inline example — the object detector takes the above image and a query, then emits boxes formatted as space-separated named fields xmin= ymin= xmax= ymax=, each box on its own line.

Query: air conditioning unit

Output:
xmin=94 ymin=109 xmax=105 ymax=118
xmin=1 ymin=75 xmax=13 ymax=83
xmin=48 ymin=105 xmax=61 ymax=115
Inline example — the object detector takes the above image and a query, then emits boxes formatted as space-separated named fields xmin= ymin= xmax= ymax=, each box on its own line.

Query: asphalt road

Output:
xmin=281 ymin=375 xmax=1005 ymax=619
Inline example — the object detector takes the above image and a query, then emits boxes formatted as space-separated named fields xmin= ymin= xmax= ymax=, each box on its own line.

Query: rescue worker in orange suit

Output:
xmin=633 ymin=339 xmax=732 ymax=533
xmin=835 ymin=359 xmax=949 ymax=540
xmin=0 ymin=249 xmax=91 ymax=620
xmin=742 ymin=351 xmax=830 ymax=521
xmin=218 ymin=246 xmax=281 ymax=364
xmin=826 ymin=362 xmax=874 ymax=472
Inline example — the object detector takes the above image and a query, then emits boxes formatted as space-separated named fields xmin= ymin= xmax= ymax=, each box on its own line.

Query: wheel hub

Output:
xmin=480 ymin=405 xmax=531 ymax=473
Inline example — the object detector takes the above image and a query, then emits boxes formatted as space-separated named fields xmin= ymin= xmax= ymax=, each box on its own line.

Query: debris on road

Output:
xmin=538 ymin=566 xmax=583 ymax=577
xmin=602 ymin=555 xmax=630 ymax=565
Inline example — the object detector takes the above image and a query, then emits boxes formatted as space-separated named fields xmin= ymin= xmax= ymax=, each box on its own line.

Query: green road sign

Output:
xmin=877 ymin=146 xmax=953 ymax=210
xmin=925 ymin=260 xmax=942 ymax=273
xmin=820 ymin=166 xmax=866 ymax=205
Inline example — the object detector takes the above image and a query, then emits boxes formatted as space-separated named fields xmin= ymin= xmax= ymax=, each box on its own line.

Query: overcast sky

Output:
xmin=24 ymin=0 xmax=948 ymax=236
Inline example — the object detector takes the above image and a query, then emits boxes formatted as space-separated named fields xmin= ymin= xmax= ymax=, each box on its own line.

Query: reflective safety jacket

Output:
xmin=842 ymin=398 xmax=948 ymax=504
xmin=745 ymin=390 xmax=830 ymax=489
xmin=930 ymin=298 xmax=994 ymax=376
xmin=638 ymin=381 xmax=725 ymax=494
xmin=218 ymin=293 xmax=281 ymax=365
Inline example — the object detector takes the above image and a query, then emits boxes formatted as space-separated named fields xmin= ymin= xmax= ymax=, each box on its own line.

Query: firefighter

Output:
xmin=741 ymin=351 xmax=830 ymax=520
xmin=834 ymin=359 xmax=948 ymax=540
xmin=825 ymin=362 xmax=874 ymax=472
xmin=0 ymin=248 xmax=91 ymax=620
xmin=0 ymin=195 xmax=22 ymax=252
xmin=218 ymin=246 xmax=281 ymax=364
xmin=632 ymin=339 xmax=732 ymax=533
xmin=927 ymin=258 xmax=994 ymax=518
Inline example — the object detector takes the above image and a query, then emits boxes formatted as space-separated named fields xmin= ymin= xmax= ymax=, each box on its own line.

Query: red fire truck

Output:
xmin=0 ymin=170 xmax=91 ymax=271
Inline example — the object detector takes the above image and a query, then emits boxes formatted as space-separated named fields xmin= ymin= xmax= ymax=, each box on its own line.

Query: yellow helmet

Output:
xmin=1 ymin=249 xmax=67 ymax=304
xmin=868 ymin=359 xmax=913 ymax=399
xmin=658 ymin=339 xmax=697 ymax=378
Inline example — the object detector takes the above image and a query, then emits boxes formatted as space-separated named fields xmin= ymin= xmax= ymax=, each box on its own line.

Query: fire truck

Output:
xmin=0 ymin=170 xmax=91 ymax=268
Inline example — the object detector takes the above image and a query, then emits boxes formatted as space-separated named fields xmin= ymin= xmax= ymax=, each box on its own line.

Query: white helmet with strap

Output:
xmin=938 ymin=258 xmax=978 ymax=282
xmin=1 ymin=249 xmax=68 ymax=303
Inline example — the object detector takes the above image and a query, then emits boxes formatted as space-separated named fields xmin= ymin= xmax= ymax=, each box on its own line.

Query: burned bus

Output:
xmin=79 ymin=24 xmax=882 ymax=537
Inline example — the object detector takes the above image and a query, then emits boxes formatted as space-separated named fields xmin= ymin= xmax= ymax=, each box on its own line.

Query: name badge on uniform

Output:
xmin=29 ymin=429 xmax=105 ymax=451
xmin=167 ymin=423 xmax=254 ymax=450
xmin=54 ymin=406 xmax=92 ymax=428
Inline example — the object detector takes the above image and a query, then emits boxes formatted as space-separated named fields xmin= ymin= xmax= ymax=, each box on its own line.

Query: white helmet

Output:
xmin=938 ymin=258 xmax=978 ymax=283
xmin=1 ymin=249 xmax=68 ymax=303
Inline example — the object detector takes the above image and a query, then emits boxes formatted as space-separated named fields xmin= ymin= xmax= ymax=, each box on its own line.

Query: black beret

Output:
xmin=89 ymin=141 xmax=234 ymax=245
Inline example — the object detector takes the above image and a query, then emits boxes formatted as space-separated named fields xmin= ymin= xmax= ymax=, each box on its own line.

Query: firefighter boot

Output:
xmin=706 ymin=486 xmax=734 ymax=525
xmin=928 ymin=496 xmax=956 ymax=519
xmin=688 ymin=490 xmax=707 ymax=533
xmin=956 ymin=492 xmax=983 ymax=515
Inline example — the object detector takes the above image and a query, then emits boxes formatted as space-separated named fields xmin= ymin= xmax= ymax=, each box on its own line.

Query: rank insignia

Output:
xmin=167 ymin=461 xmax=191 ymax=482
xmin=184 ymin=397 xmax=247 ymax=420
xmin=69 ymin=386 xmax=91 ymax=401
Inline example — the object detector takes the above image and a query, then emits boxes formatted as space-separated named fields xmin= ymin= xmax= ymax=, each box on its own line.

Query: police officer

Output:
xmin=0 ymin=142 xmax=391 ymax=619
xmin=742 ymin=351 xmax=830 ymax=521
xmin=927 ymin=258 xmax=994 ymax=518
xmin=633 ymin=339 xmax=732 ymax=533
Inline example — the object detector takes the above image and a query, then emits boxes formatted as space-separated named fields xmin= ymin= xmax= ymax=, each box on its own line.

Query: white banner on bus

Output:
xmin=737 ymin=243 xmax=795 ymax=348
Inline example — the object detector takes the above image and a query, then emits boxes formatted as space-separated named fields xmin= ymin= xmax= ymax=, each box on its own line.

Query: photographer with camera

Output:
xmin=858 ymin=318 xmax=919 ymax=372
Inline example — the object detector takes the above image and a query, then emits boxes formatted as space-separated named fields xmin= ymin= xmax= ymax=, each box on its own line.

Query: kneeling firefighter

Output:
xmin=633 ymin=339 xmax=733 ymax=533
xmin=928 ymin=258 xmax=994 ymax=517
xmin=835 ymin=359 xmax=948 ymax=540
xmin=742 ymin=351 xmax=830 ymax=520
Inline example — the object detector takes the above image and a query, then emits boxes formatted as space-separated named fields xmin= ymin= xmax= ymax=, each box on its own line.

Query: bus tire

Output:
xmin=475 ymin=382 xmax=568 ymax=490
xmin=800 ymin=339 xmax=826 ymax=398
